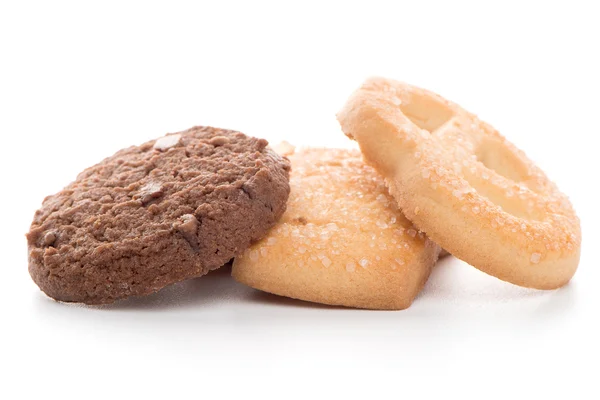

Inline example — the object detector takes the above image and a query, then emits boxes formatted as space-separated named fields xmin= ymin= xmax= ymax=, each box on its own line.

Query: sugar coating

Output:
xmin=249 ymin=250 xmax=259 ymax=262
xmin=233 ymin=148 xmax=439 ymax=309
xmin=238 ymin=148 xmax=429 ymax=270
xmin=337 ymin=77 xmax=581 ymax=289
xmin=408 ymin=118 xmax=580 ymax=263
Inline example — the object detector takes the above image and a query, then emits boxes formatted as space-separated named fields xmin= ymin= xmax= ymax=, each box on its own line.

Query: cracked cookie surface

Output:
xmin=27 ymin=126 xmax=291 ymax=304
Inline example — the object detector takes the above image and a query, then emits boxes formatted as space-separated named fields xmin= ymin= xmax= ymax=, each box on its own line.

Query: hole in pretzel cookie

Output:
xmin=400 ymin=93 xmax=454 ymax=133
xmin=466 ymin=177 xmax=536 ymax=220
xmin=476 ymin=138 xmax=529 ymax=183
xmin=467 ymin=138 xmax=543 ymax=220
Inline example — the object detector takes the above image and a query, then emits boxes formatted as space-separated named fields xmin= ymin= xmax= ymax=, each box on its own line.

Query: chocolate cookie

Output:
xmin=27 ymin=126 xmax=291 ymax=304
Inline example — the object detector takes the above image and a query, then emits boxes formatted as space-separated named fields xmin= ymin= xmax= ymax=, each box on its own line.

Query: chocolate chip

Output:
xmin=153 ymin=134 xmax=182 ymax=151
xmin=42 ymin=231 xmax=57 ymax=246
xmin=173 ymin=214 xmax=200 ymax=251
xmin=209 ymin=136 xmax=230 ymax=146
xmin=137 ymin=182 xmax=164 ymax=205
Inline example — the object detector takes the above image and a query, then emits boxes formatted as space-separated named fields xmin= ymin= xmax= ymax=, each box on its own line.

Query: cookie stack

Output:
xmin=27 ymin=78 xmax=581 ymax=309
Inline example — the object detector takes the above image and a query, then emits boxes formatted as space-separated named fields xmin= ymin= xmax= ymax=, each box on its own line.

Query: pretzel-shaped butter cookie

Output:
xmin=338 ymin=78 xmax=580 ymax=289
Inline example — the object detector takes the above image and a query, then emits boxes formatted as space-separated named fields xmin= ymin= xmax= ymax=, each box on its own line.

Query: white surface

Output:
xmin=1 ymin=1 xmax=598 ymax=399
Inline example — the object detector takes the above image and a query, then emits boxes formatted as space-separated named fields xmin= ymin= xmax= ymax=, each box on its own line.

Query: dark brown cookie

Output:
xmin=27 ymin=126 xmax=291 ymax=304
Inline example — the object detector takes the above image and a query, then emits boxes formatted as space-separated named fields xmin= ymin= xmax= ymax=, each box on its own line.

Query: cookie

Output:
xmin=232 ymin=147 xmax=440 ymax=310
xmin=338 ymin=77 xmax=581 ymax=289
xmin=27 ymin=126 xmax=291 ymax=304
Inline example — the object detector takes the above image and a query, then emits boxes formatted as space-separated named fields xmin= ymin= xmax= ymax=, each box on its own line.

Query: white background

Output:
xmin=1 ymin=1 xmax=598 ymax=399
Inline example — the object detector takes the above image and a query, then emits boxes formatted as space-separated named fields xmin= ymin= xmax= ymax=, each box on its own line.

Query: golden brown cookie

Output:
xmin=338 ymin=77 xmax=581 ymax=289
xmin=232 ymin=147 xmax=440 ymax=310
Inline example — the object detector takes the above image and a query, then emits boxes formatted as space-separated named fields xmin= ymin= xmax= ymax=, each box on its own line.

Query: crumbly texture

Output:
xmin=27 ymin=126 xmax=291 ymax=304
xmin=337 ymin=77 xmax=581 ymax=289
xmin=232 ymin=147 xmax=440 ymax=310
